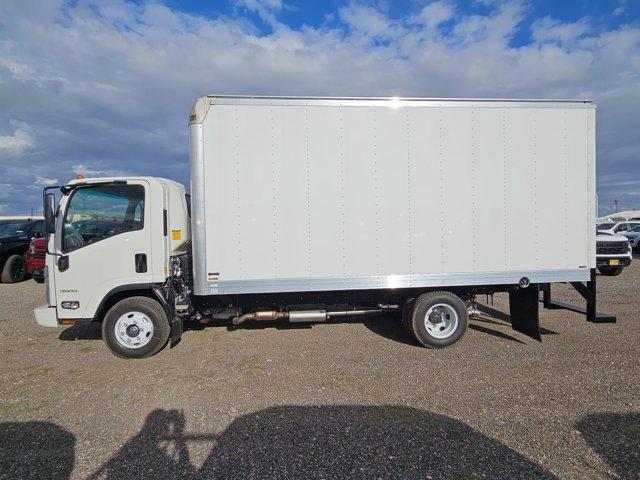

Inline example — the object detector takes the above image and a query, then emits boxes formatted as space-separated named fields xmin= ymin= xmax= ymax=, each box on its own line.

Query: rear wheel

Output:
xmin=101 ymin=296 xmax=170 ymax=359
xmin=1 ymin=255 xmax=27 ymax=283
xmin=409 ymin=291 xmax=468 ymax=348
xmin=598 ymin=266 xmax=624 ymax=276
xmin=401 ymin=298 xmax=415 ymax=337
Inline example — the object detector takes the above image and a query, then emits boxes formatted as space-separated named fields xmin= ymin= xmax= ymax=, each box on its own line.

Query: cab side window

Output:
xmin=62 ymin=185 xmax=145 ymax=253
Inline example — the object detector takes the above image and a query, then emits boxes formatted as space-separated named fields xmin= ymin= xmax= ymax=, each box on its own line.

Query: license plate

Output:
xmin=609 ymin=259 xmax=620 ymax=266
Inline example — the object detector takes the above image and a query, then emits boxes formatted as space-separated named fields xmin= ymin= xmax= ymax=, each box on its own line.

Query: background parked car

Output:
xmin=596 ymin=221 xmax=640 ymax=235
xmin=0 ymin=218 xmax=45 ymax=283
xmin=621 ymin=225 xmax=640 ymax=253
xmin=24 ymin=237 xmax=46 ymax=283
xmin=596 ymin=232 xmax=632 ymax=276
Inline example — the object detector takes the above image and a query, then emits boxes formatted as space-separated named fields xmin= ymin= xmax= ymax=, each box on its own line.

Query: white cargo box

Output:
xmin=189 ymin=96 xmax=595 ymax=296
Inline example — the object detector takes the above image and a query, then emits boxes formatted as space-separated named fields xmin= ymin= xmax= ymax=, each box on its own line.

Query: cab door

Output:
xmin=53 ymin=181 xmax=153 ymax=319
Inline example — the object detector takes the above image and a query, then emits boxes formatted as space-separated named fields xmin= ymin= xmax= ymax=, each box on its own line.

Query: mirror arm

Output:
xmin=45 ymin=234 xmax=63 ymax=258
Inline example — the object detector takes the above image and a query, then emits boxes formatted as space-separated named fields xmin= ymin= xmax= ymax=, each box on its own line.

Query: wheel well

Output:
xmin=94 ymin=287 xmax=158 ymax=323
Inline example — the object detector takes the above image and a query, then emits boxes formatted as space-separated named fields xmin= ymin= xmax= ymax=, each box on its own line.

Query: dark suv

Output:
xmin=0 ymin=218 xmax=45 ymax=283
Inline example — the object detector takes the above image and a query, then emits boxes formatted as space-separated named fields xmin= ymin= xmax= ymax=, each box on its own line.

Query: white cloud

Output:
xmin=0 ymin=0 xmax=638 ymax=214
xmin=0 ymin=120 xmax=36 ymax=157
xmin=72 ymin=165 xmax=113 ymax=177
xmin=235 ymin=0 xmax=284 ymax=26
xmin=34 ymin=175 xmax=58 ymax=186
xmin=532 ymin=16 xmax=591 ymax=46
xmin=338 ymin=3 xmax=398 ymax=39
xmin=452 ymin=1 xmax=528 ymax=44
xmin=612 ymin=6 xmax=625 ymax=17
xmin=412 ymin=1 xmax=455 ymax=30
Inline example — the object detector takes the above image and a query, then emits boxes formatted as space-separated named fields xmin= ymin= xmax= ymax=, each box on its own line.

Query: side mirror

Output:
xmin=44 ymin=193 xmax=56 ymax=234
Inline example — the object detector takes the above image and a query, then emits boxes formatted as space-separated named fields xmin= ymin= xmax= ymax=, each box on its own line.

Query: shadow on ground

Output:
xmin=0 ymin=421 xmax=75 ymax=479
xmin=1 ymin=406 xmax=560 ymax=479
xmin=577 ymin=412 xmax=640 ymax=480
xmin=57 ymin=309 xmax=553 ymax=349
xmin=58 ymin=320 xmax=102 ymax=341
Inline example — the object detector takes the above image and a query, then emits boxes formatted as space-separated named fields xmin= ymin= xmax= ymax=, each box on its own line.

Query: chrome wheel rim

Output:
xmin=424 ymin=303 xmax=459 ymax=339
xmin=114 ymin=311 xmax=154 ymax=349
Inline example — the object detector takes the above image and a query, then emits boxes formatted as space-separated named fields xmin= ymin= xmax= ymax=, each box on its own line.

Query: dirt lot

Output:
xmin=1 ymin=260 xmax=639 ymax=479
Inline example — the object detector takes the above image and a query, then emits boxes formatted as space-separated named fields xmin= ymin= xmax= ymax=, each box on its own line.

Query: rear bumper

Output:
xmin=30 ymin=267 xmax=44 ymax=278
xmin=596 ymin=257 xmax=631 ymax=268
xmin=34 ymin=304 xmax=58 ymax=328
xmin=26 ymin=257 xmax=45 ymax=275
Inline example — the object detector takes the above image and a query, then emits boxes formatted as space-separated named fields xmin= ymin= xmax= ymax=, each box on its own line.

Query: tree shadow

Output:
xmin=0 ymin=421 xmax=75 ymax=479
xmin=577 ymin=412 xmax=640 ymax=480
xmin=85 ymin=406 xmax=557 ymax=479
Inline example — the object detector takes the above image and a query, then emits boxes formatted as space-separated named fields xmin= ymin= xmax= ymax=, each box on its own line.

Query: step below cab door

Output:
xmin=53 ymin=181 xmax=153 ymax=320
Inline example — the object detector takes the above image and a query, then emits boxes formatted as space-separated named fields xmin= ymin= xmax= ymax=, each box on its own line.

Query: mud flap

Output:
xmin=170 ymin=317 xmax=183 ymax=348
xmin=509 ymin=285 xmax=541 ymax=342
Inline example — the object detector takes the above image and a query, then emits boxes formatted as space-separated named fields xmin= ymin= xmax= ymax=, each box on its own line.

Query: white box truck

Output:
xmin=35 ymin=95 xmax=604 ymax=358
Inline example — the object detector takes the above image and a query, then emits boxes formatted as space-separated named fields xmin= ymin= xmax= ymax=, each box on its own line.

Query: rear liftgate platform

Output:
xmin=476 ymin=269 xmax=616 ymax=342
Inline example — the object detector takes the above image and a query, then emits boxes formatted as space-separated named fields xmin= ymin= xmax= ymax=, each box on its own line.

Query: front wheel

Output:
xmin=101 ymin=296 xmax=170 ymax=359
xmin=598 ymin=266 xmax=624 ymax=277
xmin=409 ymin=291 xmax=468 ymax=348
xmin=1 ymin=255 xmax=27 ymax=283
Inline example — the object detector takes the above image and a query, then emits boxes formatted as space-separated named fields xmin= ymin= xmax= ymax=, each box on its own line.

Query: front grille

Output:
xmin=33 ymin=253 xmax=45 ymax=259
xmin=596 ymin=241 xmax=628 ymax=255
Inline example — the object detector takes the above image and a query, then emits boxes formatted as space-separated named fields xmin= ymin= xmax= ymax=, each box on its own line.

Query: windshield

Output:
xmin=62 ymin=185 xmax=145 ymax=252
xmin=596 ymin=223 xmax=615 ymax=230
xmin=0 ymin=220 xmax=32 ymax=237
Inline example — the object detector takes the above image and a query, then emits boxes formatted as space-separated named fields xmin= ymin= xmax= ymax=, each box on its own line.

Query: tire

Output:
xmin=409 ymin=291 xmax=468 ymax=348
xmin=101 ymin=296 xmax=170 ymax=359
xmin=401 ymin=298 xmax=415 ymax=337
xmin=33 ymin=277 xmax=45 ymax=284
xmin=1 ymin=255 xmax=27 ymax=283
xmin=598 ymin=266 xmax=624 ymax=277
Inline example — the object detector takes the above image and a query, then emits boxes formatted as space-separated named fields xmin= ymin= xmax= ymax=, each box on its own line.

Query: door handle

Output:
xmin=135 ymin=253 xmax=147 ymax=273
xmin=58 ymin=255 xmax=69 ymax=272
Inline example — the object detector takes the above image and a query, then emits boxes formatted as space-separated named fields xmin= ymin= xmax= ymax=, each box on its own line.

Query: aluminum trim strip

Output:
xmin=202 ymin=269 xmax=590 ymax=295
xmin=208 ymin=94 xmax=593 ymax=103
xmin=211 ymin=97 xmax=594 ymax=109
xmin=189 ymin=123 xmax=208 ymax=295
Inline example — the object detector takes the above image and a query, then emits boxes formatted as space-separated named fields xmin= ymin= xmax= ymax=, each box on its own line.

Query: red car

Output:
xmin=25 ymin=237 xmax=46 ymax=283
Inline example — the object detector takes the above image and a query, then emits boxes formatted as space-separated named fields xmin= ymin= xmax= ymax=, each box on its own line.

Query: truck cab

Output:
xmin=35 ymin=177 xmax=191 ymax=357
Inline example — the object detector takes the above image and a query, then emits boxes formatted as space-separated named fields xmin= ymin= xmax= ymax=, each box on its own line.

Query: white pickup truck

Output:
xmin=595 ymin=232 xmax=632 ymax=276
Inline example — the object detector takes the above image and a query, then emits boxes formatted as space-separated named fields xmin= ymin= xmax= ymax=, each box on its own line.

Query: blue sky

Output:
xmin=166 ymin=1 xmax=638 ymax=32
xmin=0 ymin=0 xmax=639 ymax=215
xmin=167 ymin=0 xmax=640 ymax=43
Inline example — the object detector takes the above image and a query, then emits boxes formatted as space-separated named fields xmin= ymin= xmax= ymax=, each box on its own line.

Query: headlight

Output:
xmin=29 ymin=244 xmax=35 ymax=254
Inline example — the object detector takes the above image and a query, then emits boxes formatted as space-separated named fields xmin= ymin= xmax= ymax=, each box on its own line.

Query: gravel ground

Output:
xmin=1 ymin=259 xmax=639 ymax=479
